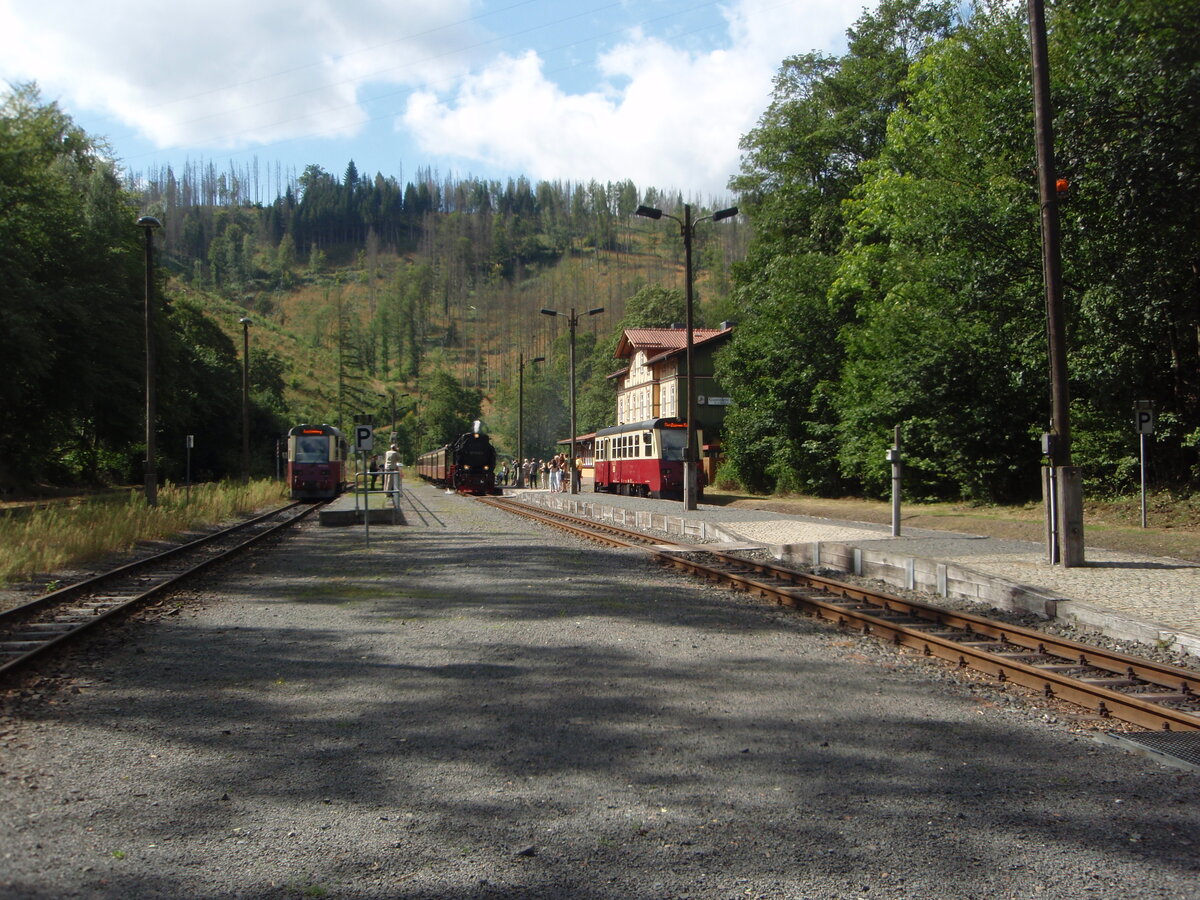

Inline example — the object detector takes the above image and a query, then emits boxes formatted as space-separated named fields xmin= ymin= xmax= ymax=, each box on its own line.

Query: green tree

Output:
xmin=415 ymin=369 xmax=483 ymax=453
xmin=0 ymin=83 xmax=145 ymax=486
xmin=722 ymin=0 xmax=957 ymax=494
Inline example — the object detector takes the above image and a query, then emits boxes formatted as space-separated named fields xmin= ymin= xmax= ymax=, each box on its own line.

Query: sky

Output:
xmin=0 ymin=0 xmax=867 ymax=200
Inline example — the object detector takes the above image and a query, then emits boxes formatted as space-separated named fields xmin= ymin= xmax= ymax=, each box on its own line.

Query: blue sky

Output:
xmin=0 ymin=0 xmax=866 ymax=199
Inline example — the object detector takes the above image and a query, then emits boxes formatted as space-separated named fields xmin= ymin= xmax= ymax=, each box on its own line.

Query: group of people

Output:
xmin=366 ymin=444 xmax=403 ymax=500
xmin=496 ymin=454 xmax=580 ymax=492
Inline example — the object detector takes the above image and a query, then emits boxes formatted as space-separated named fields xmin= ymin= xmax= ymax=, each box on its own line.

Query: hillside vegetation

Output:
xmin=2 ymin=0 xmax=1196 ymax=509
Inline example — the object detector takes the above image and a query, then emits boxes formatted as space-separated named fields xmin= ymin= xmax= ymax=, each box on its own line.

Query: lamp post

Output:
xmin=137 ymin=215 xmax=162 ymax=507
xmin=517 ymin=353 xmax=544 ymax=485
xmin=239 ymin=317 xmax=252 ymax=484
xmin=540 ymin=306 xmax=604 ymax=494
xmin=636 ymin=202 xmax=738 ymax=510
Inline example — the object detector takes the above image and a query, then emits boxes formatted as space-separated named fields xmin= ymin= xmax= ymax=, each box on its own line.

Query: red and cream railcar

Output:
xmin=287 ymin=424 xmax=348 ymax=500
xmin=592 ymin=417 xmax=701 ymax=499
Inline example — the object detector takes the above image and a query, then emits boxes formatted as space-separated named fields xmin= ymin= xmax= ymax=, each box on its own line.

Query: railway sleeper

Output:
xmin=1080 ymin=677 xmax=1139 ymax=688
xmin=991 ymin=652 xmax=1046 ymax=663
xmin=0 ymin=640 xmax=48 ymax=650
xmin=4 ymin=631 xmax=65 ymax=642
xmin=1128 ymin=696 xmax=1195 ymax=710
xmin=1035 ymin=663 xmax=1091 ymax=673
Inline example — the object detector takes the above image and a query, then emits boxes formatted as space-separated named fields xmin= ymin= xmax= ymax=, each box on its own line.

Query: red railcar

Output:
xmin=287 ymin=424 xmax=348 ymax=500
xmin=592 ymin=417 xmax=702 ymax=500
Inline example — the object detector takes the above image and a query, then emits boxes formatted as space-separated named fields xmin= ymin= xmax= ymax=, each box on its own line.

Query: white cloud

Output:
xmin=0 ymin=0 xmax=481 ymax=148
xmin=0 ymin=0 xmax=862 ymax=190
xmin=401 ymin=0 xmax=859 ymax=195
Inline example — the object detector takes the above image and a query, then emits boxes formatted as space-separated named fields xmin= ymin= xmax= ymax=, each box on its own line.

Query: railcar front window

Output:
xmin=295 ymin=437 xmax=329 ymax=463
xmin=660 ymin=428 xmax=686 ymax=461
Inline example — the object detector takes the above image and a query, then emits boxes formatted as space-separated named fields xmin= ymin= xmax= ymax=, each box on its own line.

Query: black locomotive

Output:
xmin=416 ymin=424 xmax=501 ymax=495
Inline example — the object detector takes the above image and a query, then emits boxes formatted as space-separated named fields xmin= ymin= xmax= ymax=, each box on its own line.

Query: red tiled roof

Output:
xmin=645 ymin=328 xmax=732 ymax=365
xmin=615 ymin=326 xmax=730 ymax=359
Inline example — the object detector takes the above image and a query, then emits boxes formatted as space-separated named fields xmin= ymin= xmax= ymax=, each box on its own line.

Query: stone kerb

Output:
xmin=512 ymin=493 xmax=1062 ymax=622
xmin=774 ymin=541 xmax=1061 ymax=620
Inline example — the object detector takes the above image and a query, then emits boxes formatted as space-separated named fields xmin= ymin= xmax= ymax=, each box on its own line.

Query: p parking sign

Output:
xmin=1135 ymin=401 xmax=1155 ymax=435
xmin=354 ymin=425 xmax=374 ymax=452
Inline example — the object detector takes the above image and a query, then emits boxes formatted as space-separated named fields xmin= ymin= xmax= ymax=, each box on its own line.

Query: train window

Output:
xmin=295 ymin=436 xmax=330 ymax=463
xmin=660 ymin=427 xmax=686 ymax=461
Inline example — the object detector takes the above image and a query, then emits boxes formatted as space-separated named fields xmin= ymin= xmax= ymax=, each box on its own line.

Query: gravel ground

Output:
xmin=1 ymin=484 xmax=1198 ymax=899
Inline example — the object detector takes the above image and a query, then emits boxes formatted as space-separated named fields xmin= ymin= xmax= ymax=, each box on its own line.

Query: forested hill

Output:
xmin=4 ymin=0 xmax=1197 ymax=504
xmin=1 ymin=82 xmax=745 ymax=490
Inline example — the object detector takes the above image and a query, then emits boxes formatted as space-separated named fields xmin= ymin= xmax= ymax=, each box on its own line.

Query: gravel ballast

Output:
xmin=1 ymin=484 xmax=1197 ymax=899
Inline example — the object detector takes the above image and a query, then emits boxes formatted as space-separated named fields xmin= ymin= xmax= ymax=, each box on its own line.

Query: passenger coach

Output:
xmin=592 ymin=417 xmax=700 ymax=499
xmin=287 ymin=424 xmax=348 ymax=500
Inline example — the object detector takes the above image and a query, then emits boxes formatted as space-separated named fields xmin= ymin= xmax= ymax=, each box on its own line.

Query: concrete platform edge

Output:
xmin=512 ymin=491 xmax=1200 ymax=659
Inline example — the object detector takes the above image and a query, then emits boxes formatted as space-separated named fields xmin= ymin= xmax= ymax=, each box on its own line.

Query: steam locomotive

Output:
xmin=416 ymin=424 xmax=501 ymax=495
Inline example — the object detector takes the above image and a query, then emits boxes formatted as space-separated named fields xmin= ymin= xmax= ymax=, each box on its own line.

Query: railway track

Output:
xmin=0 ymin=501 xmax=319 ymax=679
xmin=482 ymin=496 xmax=1200 ymax=733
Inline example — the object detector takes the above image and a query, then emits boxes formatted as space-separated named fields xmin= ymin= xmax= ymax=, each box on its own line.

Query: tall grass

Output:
xmin=0 ymin=480 xmax=288 ymax=585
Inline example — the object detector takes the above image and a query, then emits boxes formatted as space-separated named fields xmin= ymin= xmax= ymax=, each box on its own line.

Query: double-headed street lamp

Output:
xmin=137 ymin=215 xmax=162 ymax=507
xmin=517 ymin=353 xmax=544 ymax=484
xmin=540 ymin=306 xmax=604 ymax=494
xmin=239 ymin=316 xmax=252 ymax=484
xmin=635 ymin=203 xmax=738 ymax=510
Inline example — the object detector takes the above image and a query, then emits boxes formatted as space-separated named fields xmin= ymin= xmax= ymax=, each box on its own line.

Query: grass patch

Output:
xmin=0 ymin=479 xmax=287 ymax=585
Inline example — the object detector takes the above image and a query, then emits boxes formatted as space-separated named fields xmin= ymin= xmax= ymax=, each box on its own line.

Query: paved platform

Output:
xmin=318 ymin=486 xmax=407 ymax=526
xmin=509 ymin=488 xmax=1200 ymax=660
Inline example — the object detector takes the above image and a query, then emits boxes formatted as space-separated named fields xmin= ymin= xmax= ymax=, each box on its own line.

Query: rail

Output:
xmin=0 ymin=501 xmax=318 ymax=679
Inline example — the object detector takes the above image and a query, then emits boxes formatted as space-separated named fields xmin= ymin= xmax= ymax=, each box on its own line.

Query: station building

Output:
xmin=606 ymin=323 xmax=735 ymax=484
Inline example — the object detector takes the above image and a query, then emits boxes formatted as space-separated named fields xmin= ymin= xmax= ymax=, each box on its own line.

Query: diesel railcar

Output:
xmin=416 ymin=426 xmax=501 ymax=495
xmin=287 ymin=424 xmax=348 ymax=500
xmin=592 ymin=417 xmax=703 ymax=499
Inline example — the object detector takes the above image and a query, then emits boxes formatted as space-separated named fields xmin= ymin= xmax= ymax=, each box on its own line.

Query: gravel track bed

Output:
xmin=1 ymin=485 xmax=1197 ymax=899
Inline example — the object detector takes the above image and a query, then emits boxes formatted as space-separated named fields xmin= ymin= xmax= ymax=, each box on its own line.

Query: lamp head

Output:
xmin=587 ymin=307 xmax=604 ymax=316
xmin=533 ymin=356 xmax=545 ymax=363
xmin=712 ymin=206 xmax=739 ymax=222
xmin=239 ymin=317 xmax=252 ymax=326
xmin=136 ymin=215 xmax=162 ymax=229
xmin=540 ymin=308 xmax=558 ymax=317
xmin=635 ymin=205 xmax=662 ymax=220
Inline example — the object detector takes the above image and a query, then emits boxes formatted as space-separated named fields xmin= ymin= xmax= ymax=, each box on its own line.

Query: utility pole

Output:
xmin=636 ymin=203 xmax=738 ymax=509
xmin=137 ymin=215 xmax=162 ymax=507
xmin=1028 ymin=0 xmax=1084 ymax=566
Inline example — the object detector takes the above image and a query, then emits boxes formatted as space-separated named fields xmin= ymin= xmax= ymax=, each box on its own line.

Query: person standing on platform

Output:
xmin=384 ymin=443 xmax=402 ymax=504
